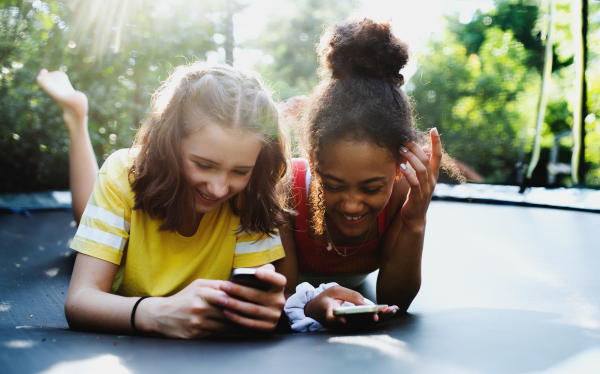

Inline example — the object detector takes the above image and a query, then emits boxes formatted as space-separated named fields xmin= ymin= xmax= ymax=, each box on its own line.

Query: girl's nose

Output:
xmin=207 ymin=175 xmax=229 ymax=198
xmin=340 ymin=194 xmax=363 ymax=214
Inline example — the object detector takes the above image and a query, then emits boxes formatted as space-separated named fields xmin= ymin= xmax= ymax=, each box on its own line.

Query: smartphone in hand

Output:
xmin=333 ymin=304 xmax=388 ymax=327
xmin=228 ymin=268 xmax=271 ymax=291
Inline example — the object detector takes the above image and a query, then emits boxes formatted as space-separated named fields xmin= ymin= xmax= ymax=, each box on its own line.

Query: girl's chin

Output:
xmin=191 ymin=200 xmax=222 ymax=214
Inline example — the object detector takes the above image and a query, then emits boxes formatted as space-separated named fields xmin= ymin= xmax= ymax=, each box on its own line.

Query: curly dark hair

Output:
xmin=298 ymin=18 xmax=463 ymax=234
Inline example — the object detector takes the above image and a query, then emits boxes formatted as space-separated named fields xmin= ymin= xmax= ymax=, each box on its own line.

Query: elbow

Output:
xmin=396 ymin=283 xmax=421 ymax=313
xmin=64 ymin=297 xmax=76 ymax=329
xmin=378 ymin=279 xmax=421 ymax=312
xmin=64 ymin=291 xmax=84 ymax=331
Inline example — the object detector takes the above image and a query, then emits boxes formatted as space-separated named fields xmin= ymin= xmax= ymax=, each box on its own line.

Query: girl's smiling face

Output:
xmin=317 ymin=139 xmax=400 ymax=238
xmin=180 ymin=122 xmax=262 ymax=214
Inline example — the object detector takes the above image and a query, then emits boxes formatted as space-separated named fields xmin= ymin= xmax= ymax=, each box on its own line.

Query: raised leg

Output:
xmin=37 ymin=69 xmax=98 ymax=223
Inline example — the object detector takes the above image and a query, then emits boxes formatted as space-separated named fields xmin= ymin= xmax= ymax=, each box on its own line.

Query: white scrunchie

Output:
xmin=283 ymin=282 xmax=374 ymax=332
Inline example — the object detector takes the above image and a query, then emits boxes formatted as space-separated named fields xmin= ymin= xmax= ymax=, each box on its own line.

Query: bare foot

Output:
xmin=37 ymin=69 xmax=88 ymax=132
xmin=279 ymin=95 xmax=307 ymax=118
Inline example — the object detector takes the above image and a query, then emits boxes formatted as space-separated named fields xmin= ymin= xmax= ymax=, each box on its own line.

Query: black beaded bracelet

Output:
xmin=131 ymin=296 xmax=150 ymax=333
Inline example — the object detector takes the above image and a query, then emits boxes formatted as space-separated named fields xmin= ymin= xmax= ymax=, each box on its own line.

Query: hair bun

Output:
xmin=318 ymin=18 xmax=409 ymax=84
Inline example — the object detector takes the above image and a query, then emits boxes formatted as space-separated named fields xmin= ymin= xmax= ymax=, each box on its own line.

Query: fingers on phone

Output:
xmin=325 ymin=309 xmax=346 ymax=325
xmin=217 ymin=291 xmax=282 ymax=321
xmin=198 ymin=286 xmax=228 ymax=305
xmin=257 ymin=263 xmax=275 ymax=272
xmin=381 ymin=306 xmax=400 ymax=318
xmin=220 ymin=281 xmax=274 ymax=306
xmin=255 ymin=269 xmax=287 ymax=292
xmin=191 ymin=317 xmax=235 ymax=336
xmin=223 ymin=309 xmax=277 ymax=331
xmin=328 ymin=286 xmax=366 ymax=306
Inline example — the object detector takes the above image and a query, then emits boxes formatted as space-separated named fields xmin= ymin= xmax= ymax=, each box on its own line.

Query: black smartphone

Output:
xmin=228 ymin=268 xmax=271 ymax=291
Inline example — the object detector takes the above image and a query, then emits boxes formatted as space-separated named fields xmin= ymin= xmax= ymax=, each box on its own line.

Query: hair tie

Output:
xmin=398 ymin=73 xmax=405 ymax=86
xmin=131 ymin=296 xmax=150 ymax=333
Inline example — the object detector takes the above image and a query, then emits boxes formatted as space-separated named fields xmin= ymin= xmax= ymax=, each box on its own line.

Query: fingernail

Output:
xmin=432 ymin=127 xmax=439 ymax=136
xmin=400 ymin=163 xmax=407 ymax=170
xmin=400 ymin=146 xmax=408 ymax=153
xmin=218 ymin=296 xmax=228 ymax=306
xmin=221 ymin=282 xmax=231 ymax=291
xmin=223 ymin=310 xmax=232 ymax=318
xmin=385 ymin=308 xmax=397 ymax=315
xmin=255 ymin=269 xmax=264 ymax=278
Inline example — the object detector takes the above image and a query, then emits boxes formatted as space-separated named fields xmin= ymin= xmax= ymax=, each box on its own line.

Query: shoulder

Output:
xmin=292 ymin=158 xmax=309 ymax=172
xmin=233 ymin=229 xmax=285 ymax=268
xmin=95 ymin=148 xmax=138 ymax=205
xmin=100 ymin=148 xmax=137 ymax=172
xmin=100 ymin=148 xmax=138 ymax=184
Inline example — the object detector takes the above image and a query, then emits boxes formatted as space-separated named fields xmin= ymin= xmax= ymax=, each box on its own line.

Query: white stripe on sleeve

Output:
xmin=83 ymin=204 xmax=130 ymax=232
xmin=77 ymin=224 xmax=127 ymax=251
xmin=235 ymin=235 xmax=282 ymax=255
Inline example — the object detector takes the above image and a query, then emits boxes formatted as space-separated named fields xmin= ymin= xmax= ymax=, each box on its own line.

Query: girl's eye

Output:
xmin=323 ymin=184 xmax=343 ymax=192
xmin=195 ymin=162 xmax=211 ymax=170
xmin=233 ymin=170 xmax=250 ymax=176
xmin=363 ymin=186 xmax=383 ymax=194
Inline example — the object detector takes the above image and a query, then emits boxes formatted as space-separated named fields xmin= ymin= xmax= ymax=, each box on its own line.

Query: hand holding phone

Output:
xmin=333 ymin=304 xmax=390 ymax=327
xmin=305 ymin=286 xmax=399 ymax=329
xmin=228 ymin=268 xmax=271 ymax=291
xmin=217 ymin=265 xmax=287 ymax=332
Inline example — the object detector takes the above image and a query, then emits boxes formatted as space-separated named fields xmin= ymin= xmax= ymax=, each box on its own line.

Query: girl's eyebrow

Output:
xmin=190 ymin=154 xmax=254 ymax=169
xmin=322 ymin=173 xmax=386 ymax=184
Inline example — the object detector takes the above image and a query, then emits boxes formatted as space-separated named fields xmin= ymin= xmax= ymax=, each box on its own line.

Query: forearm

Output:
xmin=66 ymin=253 xmax=145 ymax=334
xmin=65 ymin=286 xmax=141 ymax=333
xmin=275 ymin=224 xmax=299 ymax=296
xmin=377 ymin=222 xmax=425 ymax=311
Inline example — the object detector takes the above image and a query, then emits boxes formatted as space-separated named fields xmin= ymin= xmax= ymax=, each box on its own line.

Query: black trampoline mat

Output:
xmin=1 ymin=201 xmax=600 ymax=374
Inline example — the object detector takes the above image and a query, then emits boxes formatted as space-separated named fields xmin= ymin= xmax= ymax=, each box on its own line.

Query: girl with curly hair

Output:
xmin=281 ymin=17 xmax=462 ymax=331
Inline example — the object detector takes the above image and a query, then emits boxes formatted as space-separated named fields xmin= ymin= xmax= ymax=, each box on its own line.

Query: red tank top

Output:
xmin=292 ymin=158 xmax=390 ymax=275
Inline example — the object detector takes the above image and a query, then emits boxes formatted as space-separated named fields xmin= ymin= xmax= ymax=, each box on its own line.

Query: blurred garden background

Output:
xmin=1 ymin=0 xmax=598 ymax=192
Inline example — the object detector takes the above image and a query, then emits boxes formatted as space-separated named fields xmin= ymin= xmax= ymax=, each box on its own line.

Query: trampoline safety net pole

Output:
xmin=571 ymin=0 xmax=584 ymax=185
xmin=527 ymin=0 xmax=555 ymax=180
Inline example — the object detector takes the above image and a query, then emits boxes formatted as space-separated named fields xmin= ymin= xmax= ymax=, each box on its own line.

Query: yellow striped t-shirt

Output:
xmin=70 ymin=149 xmax=285 ymax=297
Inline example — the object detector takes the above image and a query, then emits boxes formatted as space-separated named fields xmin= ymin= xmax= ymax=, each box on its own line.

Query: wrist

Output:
xmin=134 ymin=297 xmax=162 ymax=334
xmin=304 ymin=298 xmax=317 ymax=320
xmin=401 ymin=218 xmax=426 ymax=232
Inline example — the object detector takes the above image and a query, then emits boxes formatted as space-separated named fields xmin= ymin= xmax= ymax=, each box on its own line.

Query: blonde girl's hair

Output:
xmin=130 ymin=61 xmax=290 ymax=235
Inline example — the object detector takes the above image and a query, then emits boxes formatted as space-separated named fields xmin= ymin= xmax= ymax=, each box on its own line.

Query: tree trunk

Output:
xmin=571 ymin=0 xmax=584 ymax=184
xmin=578 ymin=0 xmax=588 ymax=184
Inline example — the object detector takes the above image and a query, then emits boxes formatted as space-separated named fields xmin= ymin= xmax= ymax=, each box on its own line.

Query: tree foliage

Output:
xmin=1 ymin=0 xmax=227 ymax=192
xmin=410 ymin=0 xmax=598 ymax=187
xmin=0 ymin=0 xmax=598 ymax=192
xmin=244 ymin=0 xmax=355 ymax=99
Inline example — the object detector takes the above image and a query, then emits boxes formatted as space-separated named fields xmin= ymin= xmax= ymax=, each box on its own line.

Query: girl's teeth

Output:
xmin=344 ymin=215 xmax=363 ymax=221
xmin=198 ymin=190 xmax=216 ymax=201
